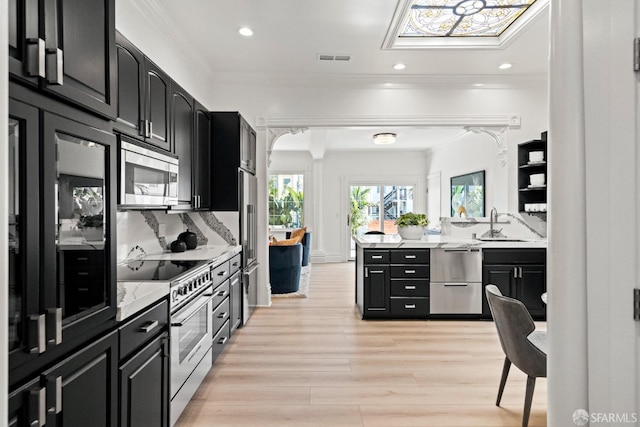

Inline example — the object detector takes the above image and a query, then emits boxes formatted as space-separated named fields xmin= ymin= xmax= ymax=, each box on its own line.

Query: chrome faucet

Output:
xmin=489 ymin=207 xmax=500 ymax=237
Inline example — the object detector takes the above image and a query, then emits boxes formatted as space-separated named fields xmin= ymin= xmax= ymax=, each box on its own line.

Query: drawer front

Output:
xmin=213 ymin=296 xmax=230 ymax=334
xmin=364 ymin=250 xmax=389 ymax=264
xmin=229 ymin=254 xmax=242 ymax=275
xmin=212 ymin=280 xmax=230 ymax=309
xmin=483 ymin=248 xmax=546 ymax=265
xmin=212 ymin=261 xmax=231 ymax=287
xmin=389 ymin=298 xmax=429 ymax=317
xmin=63 ymin=250 xmax=104 ymax=265
xmin=212 ymin=319 xmax=231 ymax=363
xmin=390 ymin=250 xmax=429 ymax=264
xmin=390 ymin=279 xmax=429 ymax=297
xmin=119 ymin=299 xmax=169 ymax=359
xmin=390 ymin=265 xmax=429 ymax=279
xmin=65 ymin=266 xmax=105 ymax=282
xmin=429 ymin=282 xmax=482 ymax=314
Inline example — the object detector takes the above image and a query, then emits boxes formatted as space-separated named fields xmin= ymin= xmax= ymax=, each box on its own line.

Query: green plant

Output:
xmin=268 ymin=177 xmax=304 ymax=228
xmin=349 ymin=186 xmax=373 ymax=235
xmin=396 ymin=212 xmax=428 ymax=227
xmin=78 ymin=214 xmax=103 ymax=229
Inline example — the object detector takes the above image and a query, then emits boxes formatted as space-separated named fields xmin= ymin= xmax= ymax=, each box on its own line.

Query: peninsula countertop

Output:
xmin=116 ymin=245 xmax=242 ymax=321
xmin=352 ymin=234 xmax=547 ymax=249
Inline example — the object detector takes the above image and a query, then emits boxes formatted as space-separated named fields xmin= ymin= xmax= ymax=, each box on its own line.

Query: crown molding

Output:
xmin=256 ymin=114 xmax=517 ymax=130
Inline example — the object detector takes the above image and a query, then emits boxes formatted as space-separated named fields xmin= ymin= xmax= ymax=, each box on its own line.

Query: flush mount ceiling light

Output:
xmin=498 ymin=62 xmax=513 ymax=69
xmin=373 ymin=133 xmax=397 ymax=145
xmin=238 ymin=27 xmax=253 ymax=37
xmin=393 ymin=63 xmax=406 ymax=70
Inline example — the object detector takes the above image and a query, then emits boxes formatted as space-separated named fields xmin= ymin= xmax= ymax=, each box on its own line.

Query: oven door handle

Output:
xmin=171 ymin=292 xmax=213 ymax=327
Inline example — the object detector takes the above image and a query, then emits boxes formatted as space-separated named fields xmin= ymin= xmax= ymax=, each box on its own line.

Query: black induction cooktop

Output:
xmin=117 ymin=259 xmax=207 ymax=282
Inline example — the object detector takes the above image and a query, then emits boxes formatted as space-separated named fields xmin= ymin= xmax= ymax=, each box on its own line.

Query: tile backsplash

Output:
xmin=440 ymin=212 xmax=547 ymax=240
xmin=117 ymin=210 xmax=239 ymax=260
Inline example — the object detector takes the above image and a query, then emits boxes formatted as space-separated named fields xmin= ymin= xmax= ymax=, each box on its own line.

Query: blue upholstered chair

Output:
xmin=286 ymin=231 xmax=311 ymax=266
xmin=269 ymin=243 xmax=303 ymax=294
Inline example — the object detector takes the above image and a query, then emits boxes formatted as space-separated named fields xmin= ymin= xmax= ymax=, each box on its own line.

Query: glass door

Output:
xmin=348 ymin=184 xmax=414 ymax=259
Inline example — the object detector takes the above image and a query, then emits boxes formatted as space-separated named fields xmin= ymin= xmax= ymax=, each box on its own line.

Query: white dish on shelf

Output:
xmin=527 ymin=184 xmax=546 ymax=189
xmin=527 ymin=160 xmax=546 ymax=165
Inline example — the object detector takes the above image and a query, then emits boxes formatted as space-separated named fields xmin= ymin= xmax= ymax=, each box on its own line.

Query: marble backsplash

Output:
xmin=117 ymin=210 xmax=239 ymax=261
xmin=440 ymin=212 xmax=547 ymax=240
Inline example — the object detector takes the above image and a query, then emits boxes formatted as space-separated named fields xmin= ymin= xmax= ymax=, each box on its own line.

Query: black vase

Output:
xmin=178 ymin=229 xmax=198 ymax=250
xmin=170 ymin=239 xmax=187 ymax=253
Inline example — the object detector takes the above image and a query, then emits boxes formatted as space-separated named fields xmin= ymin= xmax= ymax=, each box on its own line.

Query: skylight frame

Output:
xmin=382 ymin=0 xmax=549 ymax=50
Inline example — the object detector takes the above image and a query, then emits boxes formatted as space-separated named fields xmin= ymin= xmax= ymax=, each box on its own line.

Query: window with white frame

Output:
xmin=268 ymin=173 xmax=304 ymax=229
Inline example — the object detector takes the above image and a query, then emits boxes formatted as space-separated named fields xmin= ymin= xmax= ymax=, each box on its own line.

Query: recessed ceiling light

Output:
xmin=393 ymin=63 xmax=406 ymax=70
xmin=373 ymin=133 xmax=397 ymax=145
xmin=239 ymin=27 xmax=253 ymax=37
xmin=498 ymin=63 xmax=512 ymax=70
xmin=473 ymin=83 xmax=484 ymax=87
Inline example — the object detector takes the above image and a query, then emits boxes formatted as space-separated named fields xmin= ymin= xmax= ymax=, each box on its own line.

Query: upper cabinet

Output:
xmin=114 ymin=32 xmax=171 ymax=152
xmin=517 ymin=131 xmax=548 ymax=213
xmin=10 ymin=0 xmax=117 ymax=119
xmin=210 ymin=112 xmax=257 ymax=211
xmin=193 ymin=100 xmax=212 ymax=210
xmin=170 ymin=81 xmax=194 ymax=209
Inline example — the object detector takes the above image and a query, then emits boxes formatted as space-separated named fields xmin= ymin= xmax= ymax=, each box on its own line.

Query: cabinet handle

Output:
xmin=405 ymin=255 xmax=416 ymax=259
xmin=217 ymin=336 xmax=228 ymax=345
xmin=405 ymin=270 xmax=416 ymax=274
xmin=28 ymin=387 xmax=46 ymax=427
xmin=365 ymin=267 xmax=368 ymax=278
xmin=45 ymin=48 xmax=63 ymax=85
xmin=514 ymin=267 xmax=518 ymax=278
xmin=217 ymin=312 xmax=228 ymax=319
xmin=405 ymin=304 xmax=416 ymax=309
xmin=46 ymin=308 xmax=62 ymax=346
xmin=519 ymin=267 xmax=523 ymax=278
xmin=28 ymin=314 xmax=46 ymax=354
xmin=218 ymin=270 xmax=228 ymax=277
xmin=405 ymin=285 xmax=416 ymax=290
xmin=217 ymin=290 xmax=228 ymax=297
xmin=371 ymin=255 xmax=383 ymax=259
xmin=149 ymin=121 xmax=153 ymax=137
xmin=26 ymin=38 xmax=46 ymax=78
xmin=140 ymin=320 xmax=159 ymax=333
xmin=47 ymin=376 xmax=62 ymax=415
xmin=370 ymin=270 xmax=384 ymax=274
xmin=76 ymin=257 xmax=88 ymax=261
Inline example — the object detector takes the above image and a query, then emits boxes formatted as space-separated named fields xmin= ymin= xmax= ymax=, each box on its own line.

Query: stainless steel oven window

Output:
xmin=177 ymin=307 xmax=208 ymax=362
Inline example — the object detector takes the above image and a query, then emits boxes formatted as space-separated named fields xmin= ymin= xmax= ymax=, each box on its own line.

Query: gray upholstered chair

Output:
xmin=485 ymin=285 xmax=547 ymax=427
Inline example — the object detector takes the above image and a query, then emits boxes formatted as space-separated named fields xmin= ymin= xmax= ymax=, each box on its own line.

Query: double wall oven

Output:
xmin=117 ymin=258 xmax=215 ymax=425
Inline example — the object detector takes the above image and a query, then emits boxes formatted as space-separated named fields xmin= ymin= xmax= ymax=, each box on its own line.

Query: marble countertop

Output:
xmin=116 ymin=245 xmax=242 ymax=321
xmin=353 ymin=234 xmax=547 ymax=249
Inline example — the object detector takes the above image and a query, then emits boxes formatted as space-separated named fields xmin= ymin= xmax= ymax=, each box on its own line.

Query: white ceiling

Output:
xmin=147 ymin=0 xmax=550 ymax=152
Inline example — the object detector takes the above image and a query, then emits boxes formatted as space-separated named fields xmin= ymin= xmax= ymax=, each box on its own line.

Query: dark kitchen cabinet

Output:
xmin=114 ymin=31 xmax=171 ymax=151
xmin=364 ymin=265 xmax=390 ymax=315
xmin=8 ymin=378 xmax=44 ymax=427
xmin=210 ymin=112 xmax=257 ymax=211
xmin=517 ymin=131 xmax=548 ymax=213
xmin=118 ymin=300 xmax=169 ymax=427
xmin=10 ymin=0 xmax=117 ymax=118
xmin=170 ymin=81 xmax=194 ymax=209
xmin=482 ymin=249 xmax=546 ymax=320
xmin=42 ymin=331 xmax=118 ymax=427
xmin=193 ymin=100 xmax=212 ymax=210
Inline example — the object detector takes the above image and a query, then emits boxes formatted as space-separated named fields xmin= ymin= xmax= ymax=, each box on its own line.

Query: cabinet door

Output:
xmin=8 ymin=99 xmax=42 ymax=371
xmin=481 ymin=265 xmax=514 ymax=318
xmin=230 ymin=271 xmax=242 ymax=333
xmin=170 ymin=81 xmax=194 ymax=208
xmin=42 ymin=0 xmax=117 ymax=119
xmin=364 ymin=265 xmax=389 ymax=315
xmin=9 ymin=0 xmax=43 ymax=84
xmin=114 ymin=32 xmax=144 ymax=139
xmin=144 ymin=59 xmax=171 ymax=151
xmin=240 ymin=117 xmax=256 ymax=174
xmin=120 ymin=332 xmax=170 ymax=427
xmin=8 ymin=378 xmax=46 ymax=427
xmin=41 ymin=112 xmax=117 ymax=345
xmin=193 ymin=100 xmax=211 ymax=210
xmin=517 ymin=265 xmax=546 ymax=319
xmin=43 ymin=331 xmax=118 ymax=427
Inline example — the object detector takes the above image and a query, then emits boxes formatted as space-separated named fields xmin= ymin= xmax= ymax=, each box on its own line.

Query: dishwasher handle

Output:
xmin=443 ymin=282 xmax=470 ymax=287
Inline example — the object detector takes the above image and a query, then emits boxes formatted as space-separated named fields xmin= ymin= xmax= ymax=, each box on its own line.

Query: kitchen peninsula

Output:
xmin=354 ymin=234 xmax=547 ymax=321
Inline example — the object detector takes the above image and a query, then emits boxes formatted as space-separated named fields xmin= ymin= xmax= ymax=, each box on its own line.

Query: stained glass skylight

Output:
xmin=402 ymin=0 xmax=537 ymax=38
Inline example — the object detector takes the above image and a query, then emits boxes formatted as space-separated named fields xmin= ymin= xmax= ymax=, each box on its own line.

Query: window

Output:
xmin=451 ymin=170 xmax=485 ymax=218
xmin=268 ymin=173 xmax=304 ymax=229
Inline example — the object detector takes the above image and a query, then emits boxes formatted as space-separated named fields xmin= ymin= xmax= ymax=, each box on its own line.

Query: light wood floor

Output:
xmin=176 ymin=262 xmax=547 ymax=427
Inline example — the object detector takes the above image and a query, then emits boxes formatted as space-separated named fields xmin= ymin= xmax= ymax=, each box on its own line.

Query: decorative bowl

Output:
xmin=398 ymin=225 xmax=426 ymax=240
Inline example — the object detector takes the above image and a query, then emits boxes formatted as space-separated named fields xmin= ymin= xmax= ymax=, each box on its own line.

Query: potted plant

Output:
xmin=396 ymin=212 xmax=429 ymax=240
xmin=78 ymin=214 xmax=104 ymax=241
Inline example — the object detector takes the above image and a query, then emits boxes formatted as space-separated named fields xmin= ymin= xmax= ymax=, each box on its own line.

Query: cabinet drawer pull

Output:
xmin=217 ymin=290 xmax=228 ymax=297
xmin=217 ymin=336 xmax=228 ymax=345
xmin=77 ymin=257 xmax=88 ymax=261
xmin=217 ymin=312 xmax=228 ymax=319
xmin=405 ymin=304 xmax=416 ymax=309
xmin=405 ymin=255 xmax=416 ymax=259
xmin=371 ymin=255 xmax=383 ymax=259
xmin=405 ymin=270 xmax=416 ymax=274
xmin=405 ymin=285 xmax=416 ymax=290
xmin=218 ymin=270 xmax=228 ymax=277
xmin=77 ymin=272 xmax=89 ymax=276
xmin=370 ymin=270 xmax=384 ymax=274
xmin=140 ymin=320 xmax=159 ymax=333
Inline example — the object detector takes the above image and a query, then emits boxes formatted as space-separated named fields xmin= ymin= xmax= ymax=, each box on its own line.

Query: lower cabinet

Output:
xmin=360 ymin=249 xmax=430 ymax=319
xmin=482 ymin=248 xmax=546 ymax=320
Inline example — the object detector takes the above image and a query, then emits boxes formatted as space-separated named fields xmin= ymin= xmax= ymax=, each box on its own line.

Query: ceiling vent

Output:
xmin=317 ymin=54 xmax=351 ymax=62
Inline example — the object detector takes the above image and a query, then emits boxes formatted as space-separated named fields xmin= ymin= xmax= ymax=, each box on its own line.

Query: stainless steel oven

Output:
xmin=119 ymin=137 xmax=179 ymax=208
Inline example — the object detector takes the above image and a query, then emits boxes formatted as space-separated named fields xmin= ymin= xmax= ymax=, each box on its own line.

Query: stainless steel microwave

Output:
xmin=119 ymin=138 xmax=179 ymax=207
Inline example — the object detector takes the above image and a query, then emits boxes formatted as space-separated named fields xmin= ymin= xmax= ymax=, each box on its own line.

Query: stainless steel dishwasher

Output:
xmin=430 ymin=248 xmax=483 ymax=314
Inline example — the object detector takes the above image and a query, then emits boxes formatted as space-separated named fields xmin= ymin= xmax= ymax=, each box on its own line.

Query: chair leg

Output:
xmin=496 ymin=357 xmax=511 ymax=406
xmin=522 ymin=375 xmax=536 ymax=427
